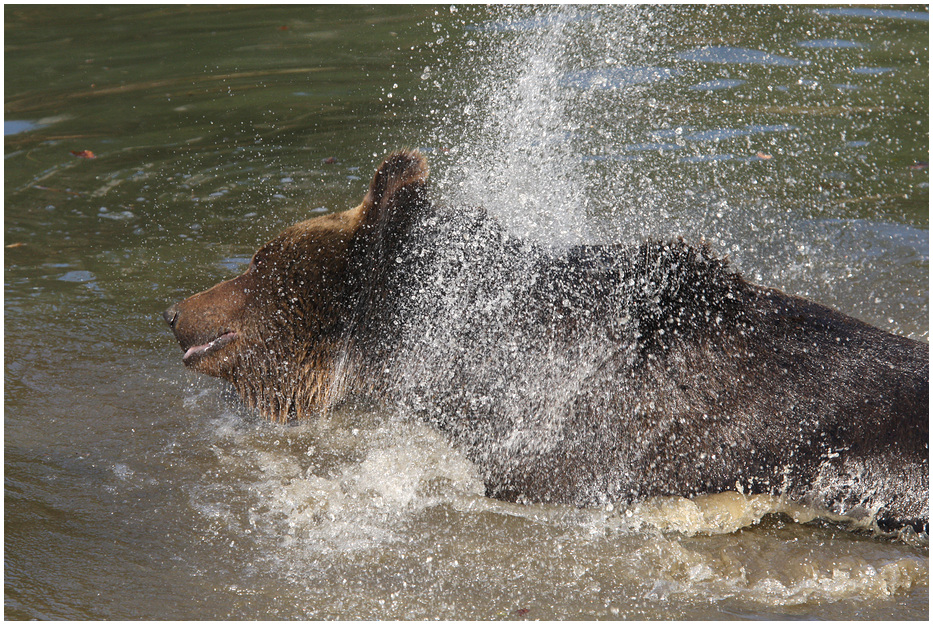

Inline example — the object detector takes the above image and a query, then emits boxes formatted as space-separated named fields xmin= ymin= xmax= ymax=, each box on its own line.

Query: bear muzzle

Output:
xmin=163 ymin=303 xmax=239 ymax=370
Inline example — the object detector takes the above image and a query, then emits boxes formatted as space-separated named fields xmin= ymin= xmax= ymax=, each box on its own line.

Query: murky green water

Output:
xmin=5 ymin=5 xmax=928 ymax=619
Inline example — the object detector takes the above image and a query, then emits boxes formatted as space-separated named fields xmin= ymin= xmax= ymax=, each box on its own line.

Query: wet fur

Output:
xmin=166 ymin=150 xmax=929 ymax=531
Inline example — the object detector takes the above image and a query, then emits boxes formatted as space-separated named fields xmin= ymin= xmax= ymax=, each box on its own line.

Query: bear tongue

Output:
xmin=182 ymin=331 xmax=237 ymax=364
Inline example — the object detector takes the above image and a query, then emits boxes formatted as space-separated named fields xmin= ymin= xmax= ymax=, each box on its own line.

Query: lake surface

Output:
xmin=5 ymin=5 xmax=928 ymax=619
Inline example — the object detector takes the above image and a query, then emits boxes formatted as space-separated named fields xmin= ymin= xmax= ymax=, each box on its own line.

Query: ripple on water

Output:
xmin=796 ymin=38 xmax=865 ymax=49
xmin=57 ymin=270 xmax=96 ymax=283
xmin=5 ymin=120 xmax=40 ymax=136
xmin=689 ymin=79 xmax=747 ymax=91
xmin=677 ymin=46 xmax=808 ymax=66
xmin=814 ymin=7 xmax=929 ymax=22
xmin=851 ymin=67 xmax=895 ymax=76
xmin=563 ymin=67 xmax=681 ymax=90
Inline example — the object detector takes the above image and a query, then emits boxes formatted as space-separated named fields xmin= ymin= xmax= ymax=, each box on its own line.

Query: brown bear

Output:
xmin=165 ymin=150 xmax=929 ymax=532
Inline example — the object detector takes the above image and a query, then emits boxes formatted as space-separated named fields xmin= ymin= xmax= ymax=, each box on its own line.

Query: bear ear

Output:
xmin=357 ymin=150 xmax=429 ymax=230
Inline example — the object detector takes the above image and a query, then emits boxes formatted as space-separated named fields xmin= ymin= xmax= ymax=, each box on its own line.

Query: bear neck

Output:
xmin=230 ymin=334 xmax=360 ymax=423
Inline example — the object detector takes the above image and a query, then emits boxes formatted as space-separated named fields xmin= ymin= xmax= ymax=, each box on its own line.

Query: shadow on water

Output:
xmin=4 ymin=4 xmax=928 ymax=620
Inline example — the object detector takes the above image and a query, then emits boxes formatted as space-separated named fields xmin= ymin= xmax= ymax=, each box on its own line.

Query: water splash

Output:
xmin=425 ymin=6 xmax=595 ymax=245
xmin=184 ymin=398 xmax=926 ymax=616
xmin=422 ymin=6 xmax=749 ymax=257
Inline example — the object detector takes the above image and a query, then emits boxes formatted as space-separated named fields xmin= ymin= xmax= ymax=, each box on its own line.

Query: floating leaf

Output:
xmin=70 ymin=150 xmax=96 ymax=159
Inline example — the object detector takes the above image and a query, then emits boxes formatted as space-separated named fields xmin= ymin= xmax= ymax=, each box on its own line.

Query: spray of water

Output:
xmin=422 ymin=5 xmax=705 ymax=246
xmin=421 ymin=6 xmax=585 ymax=244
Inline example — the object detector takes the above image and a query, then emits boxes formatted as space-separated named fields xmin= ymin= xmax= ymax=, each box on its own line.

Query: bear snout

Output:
xmin=163 ymin=305 xmax=179 ymax=328
xmin=163 ymin=275 xmax=256 ymax=377
xmin=163 ymin=298 xmax=240 ymax=372
xmin=163 ymin=301 xmax=204 ymax=352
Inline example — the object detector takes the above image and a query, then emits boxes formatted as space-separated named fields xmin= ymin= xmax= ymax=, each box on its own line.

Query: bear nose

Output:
xmin=163 ymin=305 xmax=178 ymax=328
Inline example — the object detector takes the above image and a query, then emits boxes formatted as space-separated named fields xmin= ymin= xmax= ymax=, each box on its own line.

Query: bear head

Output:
xmin=163 ymin=150 xmax=430 ymax=421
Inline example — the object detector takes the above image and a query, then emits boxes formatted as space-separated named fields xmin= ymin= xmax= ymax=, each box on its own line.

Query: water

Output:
xmin=4 ymin=5 xmax=928 ymax=619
